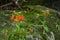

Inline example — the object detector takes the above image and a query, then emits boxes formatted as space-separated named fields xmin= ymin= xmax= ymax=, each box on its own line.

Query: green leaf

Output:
xmin=43 ymin=26 xmax=49 ymax=32
xmin=56 ymin=24 xmax=60 ymax=30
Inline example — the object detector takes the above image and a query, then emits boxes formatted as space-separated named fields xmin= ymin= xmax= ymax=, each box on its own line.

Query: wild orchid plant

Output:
xmin=8 ymin=12 xmax=26 ymax=40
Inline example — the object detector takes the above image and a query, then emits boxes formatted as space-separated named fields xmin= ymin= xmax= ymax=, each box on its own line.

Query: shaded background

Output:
xmin=0 ymin=0 xmax=60 ymax=11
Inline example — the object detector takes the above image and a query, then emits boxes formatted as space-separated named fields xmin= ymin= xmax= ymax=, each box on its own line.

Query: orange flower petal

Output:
xmin=14 ymin=18 xmax=19 ymax=22
xmin=10 ymin=16 xmax=14 ymax=20
xmin=18 ymin=15 xmax=24 ymax=21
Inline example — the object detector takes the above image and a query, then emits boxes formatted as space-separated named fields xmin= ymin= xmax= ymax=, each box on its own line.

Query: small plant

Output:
xmin=8 ymin=12 xmax=26 ymax=40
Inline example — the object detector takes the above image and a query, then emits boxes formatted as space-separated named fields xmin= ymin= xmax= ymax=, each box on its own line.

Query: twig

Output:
xmin=45 ymin=32 xmax=55 ymax=40
xmin=0 ymin=2 xmax=12 ymax=8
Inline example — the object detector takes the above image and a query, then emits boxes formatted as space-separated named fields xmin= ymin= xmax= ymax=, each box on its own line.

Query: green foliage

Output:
xmin=0 ymin=5 xmax=60 ymax=40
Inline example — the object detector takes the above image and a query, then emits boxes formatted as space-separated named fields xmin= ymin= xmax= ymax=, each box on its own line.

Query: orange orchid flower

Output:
xmin=18 ymin=15 xmax=24 ymax=21
xmin=10 ymin=15 xmax=24 ymax=22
